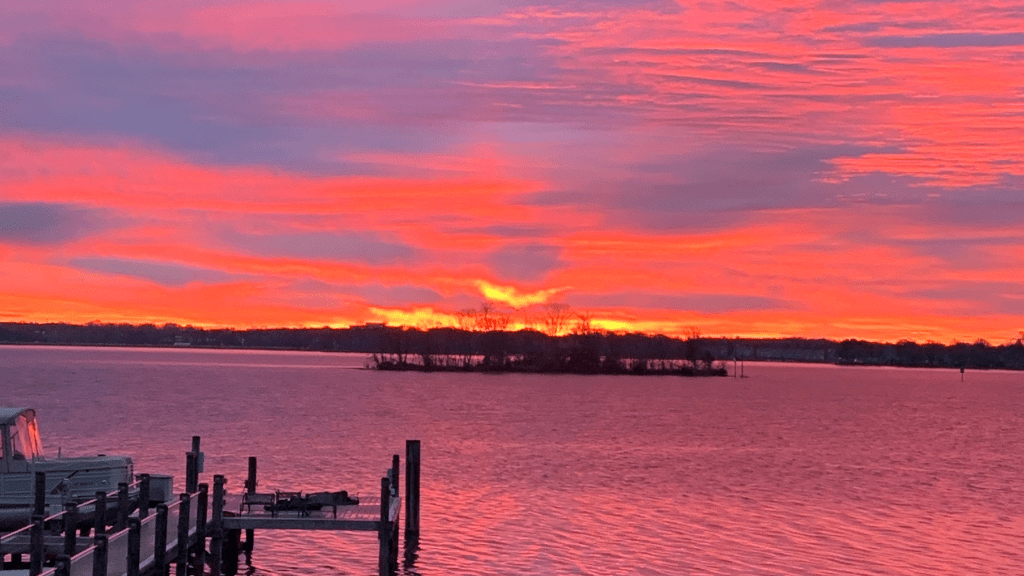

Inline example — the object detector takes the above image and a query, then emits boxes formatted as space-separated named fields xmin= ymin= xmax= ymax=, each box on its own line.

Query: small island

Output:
xmin=371 ymin=349 xmax=728 ymax=376
xmin=367 ymin=323 xmax=728 ymax=376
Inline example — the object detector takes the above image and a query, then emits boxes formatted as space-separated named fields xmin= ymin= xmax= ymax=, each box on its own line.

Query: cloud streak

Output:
xmin=0 ymin=0 xmax=1022 ymax=342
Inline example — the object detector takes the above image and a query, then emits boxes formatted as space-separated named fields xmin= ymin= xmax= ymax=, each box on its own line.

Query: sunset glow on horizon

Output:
xmin=2 ymin=0 xmax=1023 ymax=344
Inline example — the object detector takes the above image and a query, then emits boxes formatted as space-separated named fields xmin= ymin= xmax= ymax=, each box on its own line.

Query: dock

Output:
xmin=0 ymin=439 xmax=421 ymax=576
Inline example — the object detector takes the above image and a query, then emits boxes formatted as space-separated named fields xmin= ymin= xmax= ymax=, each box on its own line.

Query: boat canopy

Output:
xmin=0 ymin=407 xmax=45 ymax=461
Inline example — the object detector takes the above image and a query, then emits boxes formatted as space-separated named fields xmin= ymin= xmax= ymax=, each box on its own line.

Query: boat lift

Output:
xmin=0 ymin=439 xmax=420 ymax=576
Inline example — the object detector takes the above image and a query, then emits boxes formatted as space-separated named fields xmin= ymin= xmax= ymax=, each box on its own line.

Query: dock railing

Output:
xmin=26 ymin=487 xmax=201 ymax=576
xmin=0 ymin=479 xmax=143 ymax=571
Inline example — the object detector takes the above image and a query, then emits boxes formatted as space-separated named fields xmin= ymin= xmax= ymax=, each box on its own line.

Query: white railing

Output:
xmin=33 ymin=492 xmax=199 ymax=576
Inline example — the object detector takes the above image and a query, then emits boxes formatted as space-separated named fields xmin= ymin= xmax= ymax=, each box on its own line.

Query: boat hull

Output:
xmin=0 ymin=456 xmax=134 ymax=531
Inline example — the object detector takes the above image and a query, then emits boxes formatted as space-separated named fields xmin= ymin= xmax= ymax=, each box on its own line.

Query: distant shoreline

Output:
xmin=1 ymin=321 xmax=1021 ymax=371
xmin=2 ymin=341 xmax=1020 ymax=373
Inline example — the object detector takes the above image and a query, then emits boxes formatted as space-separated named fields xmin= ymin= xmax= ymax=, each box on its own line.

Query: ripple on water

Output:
xmin=4 ymin=348 xmax=1024 ymax=575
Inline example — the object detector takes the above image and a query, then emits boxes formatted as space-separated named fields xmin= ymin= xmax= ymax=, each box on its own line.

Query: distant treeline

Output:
xmin=1 ymin=321 xmax=1023 ymax=371
xmin=368 ymin=328 xmax=728 ymax=376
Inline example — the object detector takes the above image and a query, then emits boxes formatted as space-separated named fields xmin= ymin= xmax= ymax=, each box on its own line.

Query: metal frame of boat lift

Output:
xmin=0 ymin=438 xmax=421 ymax=576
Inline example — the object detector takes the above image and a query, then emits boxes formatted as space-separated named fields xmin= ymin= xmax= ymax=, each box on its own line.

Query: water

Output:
xmin=3 ymin=345 xmax=1024 ymax=575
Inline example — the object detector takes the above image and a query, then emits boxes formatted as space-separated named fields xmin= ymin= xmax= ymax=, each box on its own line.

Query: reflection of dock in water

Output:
xmin=0 ymin=438 xmax=420 ymax=576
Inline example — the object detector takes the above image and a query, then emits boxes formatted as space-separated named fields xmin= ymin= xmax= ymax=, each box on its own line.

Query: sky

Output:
xmin=1 ymin=0 xmax=1022 ymax=343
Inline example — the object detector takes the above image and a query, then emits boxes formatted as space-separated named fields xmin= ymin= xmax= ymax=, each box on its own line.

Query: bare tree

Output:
xmin=475 ymin=302 xmax=495 ymax=331
xmin=543 ymin=303 xmax=573 ymax=337
xmin=572 ymin=310 xmax=594 ymax=335
xmin=456 ymin=309 xmax=477 ymax=331
xmin=521 ymin=310 xmax=536 ymax=331
xmin=493 ymin=310 xmax=512 ymax=331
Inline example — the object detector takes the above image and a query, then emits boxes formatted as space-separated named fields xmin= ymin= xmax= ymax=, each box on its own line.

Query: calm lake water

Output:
xmin=3 ymin=345 xmax=1024 ymax=575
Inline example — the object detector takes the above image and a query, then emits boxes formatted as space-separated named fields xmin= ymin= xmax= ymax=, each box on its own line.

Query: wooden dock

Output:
xmin=0 ymin=439 xmax=421 ymax=576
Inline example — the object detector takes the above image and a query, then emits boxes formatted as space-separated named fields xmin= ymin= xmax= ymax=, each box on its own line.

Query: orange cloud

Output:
xmin=475 ymin=280 xmax=568 ymax=308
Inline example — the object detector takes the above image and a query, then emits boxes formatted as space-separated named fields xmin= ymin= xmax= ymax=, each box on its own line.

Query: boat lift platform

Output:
xmin=222 ymin=493 xmax=399 ymax=532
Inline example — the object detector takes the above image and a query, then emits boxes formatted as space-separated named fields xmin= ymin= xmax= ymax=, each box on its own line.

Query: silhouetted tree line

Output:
xmin=2 ymin=321 xmax=1022 ymax=371
xmin=834 ymin=338 xmax=1024 ymax=370
xmin=370 ymin=326 xmax=726 ymax=375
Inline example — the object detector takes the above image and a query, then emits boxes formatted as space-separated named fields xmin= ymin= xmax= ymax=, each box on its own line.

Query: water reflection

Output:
xmin=3 ymin=347 xmax=1024 ymax=575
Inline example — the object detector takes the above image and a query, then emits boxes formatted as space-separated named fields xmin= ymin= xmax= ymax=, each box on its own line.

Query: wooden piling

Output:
xmin=196 ymin=483 xmax=209 ymax=576
xmin=209 ymin=475 xmax=226 ymax=576
xmin=186 ymin=453 xmax=198 ymax=495
xmin=117 ymin=482 xmax=130 ymax=531
xmin=176 ymin=493 xmax=191 ymax=576
xmin=378 ymin=477 xmax=391 ymax=576
xmin=405 ymin=440 xmax=421 ymax=540
xmin=139 ymin=474 xmax=151 ymax=519
xmin=29 ymin=515 xmax=44 ymax=576
xmin=390 ymin=520 xmax=399 ymax=573
xmin=191 ymin=434 xmax=202 ymax=483
xmin=95 ymin=491 xmax=107 ymax=537
xmin=244 ymin=457 xmax=256 ymax=565
xmin=63 ymin=503 xmax=78 ymax=557
xmin=223 ymin=530 xmax=240 ymax=576
xmin=33 ymin=472 xmax=46 ymax=517
xmin=390 ymin=455 xmax=400 ymax=573
xmin=127 ymin=517 xmax=141 ymax=576
xmin=92 ymin=534 xmax=108 ymax=576
xmin=392 ymin=454 xmax=400 ymax=500
xmin=154 ymin=504 xmax=169 ymax=576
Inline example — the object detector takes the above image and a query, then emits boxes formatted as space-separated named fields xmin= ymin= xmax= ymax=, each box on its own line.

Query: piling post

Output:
xmin=34 ymin=472 xmax=46 ymax=517
xmin=195 ymin=483 xmax=209 ymax=576
xmin=243 ymin=457 xmax=256 ymax=565
xmin=390 ymin=519 xmax=399 ymax=573
xmin=390 ymin=454 xmax=400 ymax=573
xmin=186 ymin=453 xmax=198 ymax=494
xmin=139 ymin=474 xmax=151 ymax=519
xmin=191 ymin=434 xmax=202 ymax=479
xmin=405 ymin=440 xmax=421 ymax=540
xmin=154 ymin=504 xmax=169 ymax=576
xmin=55 ymin=555 xmax=71 ymax=576
xmin=209 ymin=475 xmax=225 ymax=576
xmin=379 ymin=477 xmax=392 ymax=576
xmin=176 ymin=494 xmax=191 ymax=576
xmin=92 ymin=534 xmax=108 ymax=576
xmin=30 ymin=515 xmax=44 ymax=576
xmin=63 ymin=503 xmax=78 ymax=557
xmin=127 ymin=517 xmax=142 ymax=576
xmin=95 ymin=491 xmax=107 ymax=537
xmin=392 ymin=454 xmax=400 ymax=499
xmin=245 ymin=457 xmax=257 ymax=494
xmin=223 ymin=530 xmax=240 ymax=576
xmin=117 ymin=482 xmax=130 ymax=531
